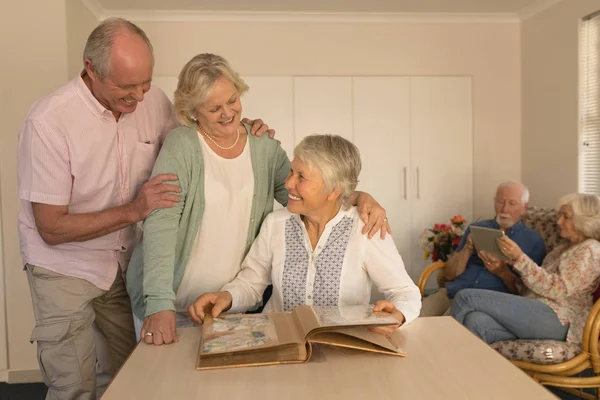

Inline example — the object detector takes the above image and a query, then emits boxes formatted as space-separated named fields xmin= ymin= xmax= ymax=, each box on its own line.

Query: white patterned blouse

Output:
xmin=222 ymin=207 xmax=422 ymax=325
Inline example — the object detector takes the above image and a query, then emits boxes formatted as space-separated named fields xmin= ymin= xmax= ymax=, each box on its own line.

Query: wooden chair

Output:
xmin=417 ymin=208 xmax=600 ymax=398
xmin=416 ymin=260 xmax=446 ymax=297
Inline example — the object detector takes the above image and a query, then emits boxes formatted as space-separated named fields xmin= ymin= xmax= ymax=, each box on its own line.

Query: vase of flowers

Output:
xmin=419 ymin=215 xmax=468 ymax=262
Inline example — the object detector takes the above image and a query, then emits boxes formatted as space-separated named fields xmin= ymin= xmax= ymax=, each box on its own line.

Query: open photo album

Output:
xmin=197 ymin=305 xmax=406 ymax=370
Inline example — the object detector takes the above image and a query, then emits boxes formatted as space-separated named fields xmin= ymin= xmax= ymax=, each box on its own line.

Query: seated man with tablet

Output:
xmin=420 ymin=182 xmax=546 ymax=317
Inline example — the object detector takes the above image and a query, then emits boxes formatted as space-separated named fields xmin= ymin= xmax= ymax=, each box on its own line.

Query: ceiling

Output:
xmin=94 ymin=0 xmax=548 ymax=14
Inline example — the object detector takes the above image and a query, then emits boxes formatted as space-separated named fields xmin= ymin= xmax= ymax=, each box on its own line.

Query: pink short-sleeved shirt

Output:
xmin=18 ymin=76 xmax=178 ymax=290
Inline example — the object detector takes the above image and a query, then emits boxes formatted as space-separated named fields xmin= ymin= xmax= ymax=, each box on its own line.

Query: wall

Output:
xmin=139 ymin=20 xmax=521 ymax=219
xmin=66 ymin=0 xmax=98 ymax=77
xmin=521 ymin=0 xmax=599 ymax=207
xmin=0 ymin=0 xmax=69 ymax=378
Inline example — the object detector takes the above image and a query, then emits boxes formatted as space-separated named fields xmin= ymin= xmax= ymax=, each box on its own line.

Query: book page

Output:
xmin=312 ymin=305 xmax=399 ymax=328
xmin=270 ymin=312 xmax=306 ymax=345
xmin=292 ymin=306 xmax=321 ymax=337
xmin=201 ymin=314 xmax=279 ymax=355
xmin=308 ymin=329 xmax=406 ymax=355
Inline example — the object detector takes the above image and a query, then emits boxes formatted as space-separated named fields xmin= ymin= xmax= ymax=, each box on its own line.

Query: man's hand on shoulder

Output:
xmin=129 ymin=174 xmax=181 ymax=221
xmin=241 ymin=118 xmax=276 ymax=139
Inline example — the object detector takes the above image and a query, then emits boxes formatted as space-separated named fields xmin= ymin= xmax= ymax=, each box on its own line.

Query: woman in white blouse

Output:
xmin=189 ymin=134 xmax=421 ymax=331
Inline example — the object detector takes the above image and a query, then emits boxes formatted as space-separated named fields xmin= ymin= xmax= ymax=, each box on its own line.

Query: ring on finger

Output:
xmin=145 ymin=332 xmax=154 ymax=337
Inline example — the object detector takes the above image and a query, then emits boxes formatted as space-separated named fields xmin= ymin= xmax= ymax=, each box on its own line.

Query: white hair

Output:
xmin=558 ymin=193 xmax=600 ymax=240
xmin=294 ymin=134 xmax=361 ymax=207
xmin=496 ymin=181 xmax=530 ymax=204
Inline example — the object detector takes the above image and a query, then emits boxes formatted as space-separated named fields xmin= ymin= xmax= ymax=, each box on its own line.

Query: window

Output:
xmin=579 ymin=11 xmax=600 ymax=194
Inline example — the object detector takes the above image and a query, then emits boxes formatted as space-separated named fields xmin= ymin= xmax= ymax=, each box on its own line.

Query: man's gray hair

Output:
xmin=83 ymin=17 xmax=154 ymax=79
xmin=174 ymin=53 xmax=249 ymax=126
xmin=294 ymin=134 xmax=361 ymax=207
xmin=558 ymin=193 xmax=600 ymax=240
xmin=496 ymin=181 xmax=530 ymax=204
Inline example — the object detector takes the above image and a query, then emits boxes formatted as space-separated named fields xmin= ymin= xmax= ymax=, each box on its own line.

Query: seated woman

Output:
xmin=451 ymin=193 xmax=600 ymax=344
xmin=126 ymin=54 xmax=390 ymax=345
xmin=188 ymin=134 xmax=422 ymax=332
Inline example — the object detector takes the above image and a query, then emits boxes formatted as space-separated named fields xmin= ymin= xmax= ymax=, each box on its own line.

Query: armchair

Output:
xmin=417 ymin=208 xmax=600 ymax=398
xmin=493 ymin=302 xmax=600 ymax=399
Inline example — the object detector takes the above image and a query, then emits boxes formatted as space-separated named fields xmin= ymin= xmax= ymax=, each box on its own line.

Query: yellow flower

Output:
xmin=424 ymin=251 xmax=430 ymax=260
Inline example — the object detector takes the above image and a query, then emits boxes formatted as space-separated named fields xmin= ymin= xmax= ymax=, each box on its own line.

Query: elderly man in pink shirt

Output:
xmin=17 ymin=18 xmax=272 ymax=400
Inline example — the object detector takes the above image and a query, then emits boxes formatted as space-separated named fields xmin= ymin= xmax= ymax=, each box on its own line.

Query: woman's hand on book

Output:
xmin=369 ymin=300 xmax=405 ymax=336
xmin=141 ymin=310 xmax=178 ymax=346
xmin=188 ymin=291 xmax=233 ymax=323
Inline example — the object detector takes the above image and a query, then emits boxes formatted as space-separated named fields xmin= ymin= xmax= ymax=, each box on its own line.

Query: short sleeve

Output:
xmin=18 ymin=119 xmax=72 ymax=205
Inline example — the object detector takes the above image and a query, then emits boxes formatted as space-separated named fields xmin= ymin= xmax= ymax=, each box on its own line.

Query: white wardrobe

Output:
xmin=154 ymin=75 xmax=473 ymax=287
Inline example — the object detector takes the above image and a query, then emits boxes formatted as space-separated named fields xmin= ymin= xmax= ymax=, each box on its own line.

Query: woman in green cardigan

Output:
xmin=126 ymin=53 xmax=390 ymax=346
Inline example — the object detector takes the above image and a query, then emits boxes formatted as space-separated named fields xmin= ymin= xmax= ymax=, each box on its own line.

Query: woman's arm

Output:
xmin=513 ymin=241 xmax=600 ymax=301
xmin=221 ymin=214 xmax=276 ymax=313
xmin=364 ymin=234 xmax=422 ymax=325
xmin=143 ymin=131 xmax=191 ymax=317
xmin=273 ymin=146 xmax=290 ymax=207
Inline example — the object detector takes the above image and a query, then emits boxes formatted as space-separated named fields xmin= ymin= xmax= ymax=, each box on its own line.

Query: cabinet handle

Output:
xmin=416 ymin=167 xmax=420 ymax=199
xmin=403 ymin=167 xmax=407 ymax=200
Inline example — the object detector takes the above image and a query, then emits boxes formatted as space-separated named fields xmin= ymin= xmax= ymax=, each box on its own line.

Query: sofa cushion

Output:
xmin=491 ymin=339 xmax=581 ymax=365
xmin=521 ymin=207 xmax=568 ymax=254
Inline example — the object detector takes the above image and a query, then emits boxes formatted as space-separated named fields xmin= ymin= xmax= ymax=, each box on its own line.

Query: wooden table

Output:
xmin=102 ymin=317 xmax=557 ymax=399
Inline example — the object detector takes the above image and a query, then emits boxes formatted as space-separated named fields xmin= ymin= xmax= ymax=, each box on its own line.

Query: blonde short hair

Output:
xmin=294 ymin=135 xmax=361 ymax=206
xmin=558 ymin=193 xmax=600 ymax=240
xmin=174 ymin=53 xmax=249 ymax=126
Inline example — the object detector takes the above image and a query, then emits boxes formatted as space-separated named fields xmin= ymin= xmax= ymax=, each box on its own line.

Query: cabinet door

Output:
xmin=409 ymin=77 xmax=473 ymax=285
xmin=242 ymin=77 xmax=295 ymax=159
xmin=242 ymin=77 xmax=295 ymax=210
xmin=352 ymin=77 xmax=412 ymax=301
xmin=293 ymin=77 xmax=353 ymax=143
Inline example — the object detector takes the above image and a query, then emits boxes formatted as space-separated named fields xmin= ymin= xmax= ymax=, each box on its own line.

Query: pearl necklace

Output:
xmin=198 ymin=124 xmax=240 ymax=151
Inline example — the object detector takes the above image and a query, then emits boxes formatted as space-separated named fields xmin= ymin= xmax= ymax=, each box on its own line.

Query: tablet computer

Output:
xmin=469 ymin=225 xmax=509 ymax=261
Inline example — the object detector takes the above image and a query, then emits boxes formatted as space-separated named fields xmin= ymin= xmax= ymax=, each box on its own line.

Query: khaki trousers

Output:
xmin=26 ymin=264 xmax=136 ymax=400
